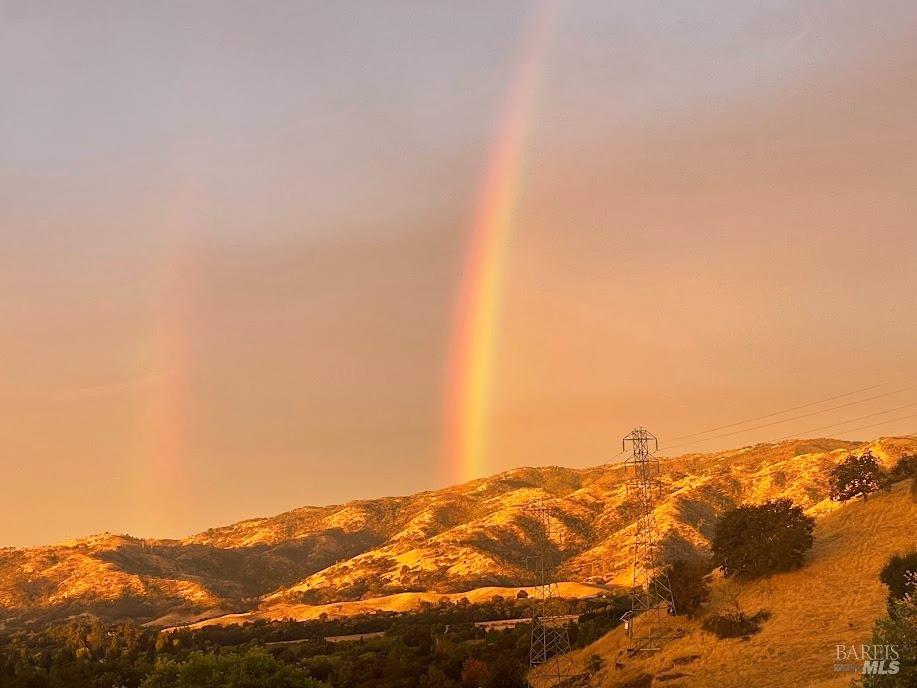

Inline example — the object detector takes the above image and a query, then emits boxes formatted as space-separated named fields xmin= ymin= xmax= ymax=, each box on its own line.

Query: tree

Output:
xmin=858 ymin=596 xmax=916 ymax=687
xmin=422 ymin=664 xmax=455 ymax=688
xmin=830 ymin=452 xmax=884 ymax=502
xmin=880 ymin=552 xmax=917 ymax=604
xmin=660 ymin=559 xmax=710 ymax=618
xmin=711 ymin=499 xmax=814 ymax=579
xmin=889 ymin=454 xmax=917 ymax=483
xmin=460 ymin=658 xmax=490 ymax=688
xmin=586 ymin=653 xmax=603 ymax=676
xmin=485 ymin=656 xmax=525 ymax=688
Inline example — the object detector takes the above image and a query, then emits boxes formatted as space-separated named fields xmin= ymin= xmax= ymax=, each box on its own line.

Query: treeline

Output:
xmin=166 ymin=593 xmax=619 ymax=647
xmin=289 ymin=574 xmax=526 ymax=605
xmin=0 ymin=595 xmax=628 ymax=688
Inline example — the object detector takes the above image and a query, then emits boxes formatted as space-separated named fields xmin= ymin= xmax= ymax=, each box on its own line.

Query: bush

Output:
xmin=711 ymin=499 xmax=814 ymax=578
xmin=701 ymin=610 xmax=771 ymax=639
xmin=830 ymin=452 xmax=885 ymax=502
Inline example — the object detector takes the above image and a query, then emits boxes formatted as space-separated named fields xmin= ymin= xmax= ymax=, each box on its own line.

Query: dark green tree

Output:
xmin=880 ymin=552 xmax=917 ymax=604
xmin=711 ymin=499 xmax=814 ymax=578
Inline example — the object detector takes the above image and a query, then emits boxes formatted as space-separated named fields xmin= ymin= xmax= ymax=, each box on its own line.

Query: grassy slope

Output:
xmin=554 ymin=478 xmax=917 ymax=688
xmin=163 ymin=581 xmax=618 ymax=631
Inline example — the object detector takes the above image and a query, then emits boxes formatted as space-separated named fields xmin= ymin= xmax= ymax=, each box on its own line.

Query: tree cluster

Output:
xmin=0 ymin=594 xmax=629 ymax=688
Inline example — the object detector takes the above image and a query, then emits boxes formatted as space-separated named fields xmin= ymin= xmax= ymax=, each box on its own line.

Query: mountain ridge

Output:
xmin=1 ymin=436 xmax=913 ymax=631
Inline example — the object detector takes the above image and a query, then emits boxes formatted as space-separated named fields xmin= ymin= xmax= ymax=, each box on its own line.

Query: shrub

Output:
xmin=830 ymin=452 xmax=885 ymax=502
xmin=701 ymin=610 xmax=771 ymax=639
xmin=711 ymin=499 xmax=814 ymax=578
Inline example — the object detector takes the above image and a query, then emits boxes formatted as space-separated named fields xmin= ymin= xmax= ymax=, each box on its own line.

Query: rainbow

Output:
xmin=443 ymin=3 xmax=556 ymax=484
xmin=129 ymin=179 xmax=197 ymax=533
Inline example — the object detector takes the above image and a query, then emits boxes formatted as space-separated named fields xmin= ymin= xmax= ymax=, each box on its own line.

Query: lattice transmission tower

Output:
xmin=621 ymin=427 xmax=677 ymax=653
xmin=522 ymin=498 xmax=574 ymax=684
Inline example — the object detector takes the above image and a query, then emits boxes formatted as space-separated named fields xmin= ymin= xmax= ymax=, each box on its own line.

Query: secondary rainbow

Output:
xmin=443 ymin=3 xmax=555 ymax=484
xmin=129 ymin=176 xmax=198 ymax=533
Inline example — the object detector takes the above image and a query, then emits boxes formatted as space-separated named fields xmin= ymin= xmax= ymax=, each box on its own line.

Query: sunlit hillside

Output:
xmin=0 ymin=436 xmax=912 ymax=633
xmin=543 ymin=473 xmax=917 ymax=688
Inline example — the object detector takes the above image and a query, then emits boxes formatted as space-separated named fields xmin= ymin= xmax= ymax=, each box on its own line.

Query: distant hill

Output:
xmin=1 ymin=436 xmax=913 ymax=631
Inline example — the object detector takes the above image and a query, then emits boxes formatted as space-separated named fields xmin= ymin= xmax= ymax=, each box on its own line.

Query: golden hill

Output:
xmin=545 ymin=473 xmax=917 ymax=688
xmin=0 ymin=436 xmax=912 ymax=631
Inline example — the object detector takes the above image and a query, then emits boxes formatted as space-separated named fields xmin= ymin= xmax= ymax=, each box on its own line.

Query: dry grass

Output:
xmin=163 ymin=581 xmax=618 ymax=631
xmin=554 ymin=478 xmax=916 ymax=688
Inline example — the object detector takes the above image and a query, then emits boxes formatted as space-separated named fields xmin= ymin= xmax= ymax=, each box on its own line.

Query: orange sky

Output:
xmin=1 ymin=2 xmax=916 ymax=546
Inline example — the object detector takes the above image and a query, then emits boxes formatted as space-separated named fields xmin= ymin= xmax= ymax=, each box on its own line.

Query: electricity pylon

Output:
xmin=522 ymin=498 xmax=574 ymax=683
xmin=621 ymin=427 xmax=677 ymax=653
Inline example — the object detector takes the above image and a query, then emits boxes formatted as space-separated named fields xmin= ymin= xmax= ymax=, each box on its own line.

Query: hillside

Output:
xmin=545 ymin=474 xmax=917 ymax=688
xmin=0 ymin=436 xmax=912 ymax=630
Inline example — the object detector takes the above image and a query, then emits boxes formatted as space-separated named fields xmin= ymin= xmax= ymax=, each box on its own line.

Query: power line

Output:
xmin=659 ymin=388 xmax=911 ymax=453
xmin=654 ymin=406 xmax=917 ymax=460
xmin=666 ymin=383 xmax=886 ymax=442
xmin=775 ymin=407 xmax=917 ymax=441
xmin=606 ymin=449 xmax=627 ymax=464
xmin=836 ymin=415 xmax=917 ymax=436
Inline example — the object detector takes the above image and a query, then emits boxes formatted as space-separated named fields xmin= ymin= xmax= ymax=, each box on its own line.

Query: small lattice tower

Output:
xmin=621 ymin=427 xmax=677 ymax=653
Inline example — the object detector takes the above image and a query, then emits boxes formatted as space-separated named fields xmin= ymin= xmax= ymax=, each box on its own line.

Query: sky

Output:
xmin=2 ymin=1 xmax=916 ymax=547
